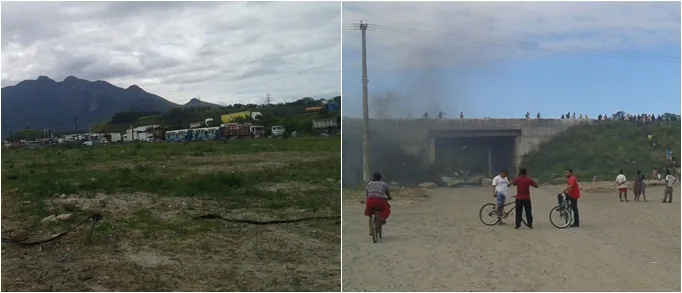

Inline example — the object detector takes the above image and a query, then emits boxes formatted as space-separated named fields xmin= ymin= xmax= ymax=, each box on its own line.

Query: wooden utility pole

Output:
xmin=360 ymin=21 xmax=371 ymax=182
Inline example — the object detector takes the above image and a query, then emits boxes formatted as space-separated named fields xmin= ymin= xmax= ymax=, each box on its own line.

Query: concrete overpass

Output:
xmin=343 ymin=118 xmax=592 ymax=181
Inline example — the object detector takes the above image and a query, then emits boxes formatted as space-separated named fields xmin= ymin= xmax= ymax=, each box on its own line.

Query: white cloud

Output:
xmin=343 ymin=2 xmax=680 ymax=71
xmin=1 ymin=1 xmax=341 ymax=104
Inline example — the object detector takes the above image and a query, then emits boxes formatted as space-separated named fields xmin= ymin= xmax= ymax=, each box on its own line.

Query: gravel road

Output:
xmin=342 ymin=186 xmax=680 ymax=291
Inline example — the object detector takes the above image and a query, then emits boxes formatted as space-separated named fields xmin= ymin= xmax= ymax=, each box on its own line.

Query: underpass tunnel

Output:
xmin=433 ymin=135 xmax=518 ymax=178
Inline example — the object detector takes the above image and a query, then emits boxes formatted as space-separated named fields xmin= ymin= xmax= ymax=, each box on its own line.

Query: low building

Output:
xmin=125 ymin=125 xmax=160 ymax=142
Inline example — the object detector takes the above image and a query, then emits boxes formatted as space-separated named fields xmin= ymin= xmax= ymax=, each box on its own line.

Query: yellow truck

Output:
xmin=221 ymin=111 xmax=252 ymax=123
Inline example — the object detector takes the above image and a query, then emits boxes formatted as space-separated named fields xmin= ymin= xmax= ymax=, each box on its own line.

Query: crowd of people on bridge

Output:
xmin=414 ymin=111 xmax=678 ymax=124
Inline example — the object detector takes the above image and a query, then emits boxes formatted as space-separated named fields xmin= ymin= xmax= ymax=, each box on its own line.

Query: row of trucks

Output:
xmin=164 ymin=123 xmax=285 ymax=142
xmin=166 ymin=118 xmax=338 ymax=142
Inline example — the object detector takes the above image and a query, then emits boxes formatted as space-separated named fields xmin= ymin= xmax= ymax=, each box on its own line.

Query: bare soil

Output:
xmin=342 ymin=185 xmax=680 ymax=291
xmin=2 ymin=192 xmax=340 ymax=291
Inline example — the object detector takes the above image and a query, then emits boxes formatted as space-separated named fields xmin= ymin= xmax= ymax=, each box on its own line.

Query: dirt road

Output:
xmin=342 ymin=186 xmax=680 ymax=291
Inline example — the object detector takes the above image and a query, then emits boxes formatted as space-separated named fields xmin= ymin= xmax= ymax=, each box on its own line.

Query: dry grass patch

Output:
xmin=2 ymin=137 xmax=340 ymax=291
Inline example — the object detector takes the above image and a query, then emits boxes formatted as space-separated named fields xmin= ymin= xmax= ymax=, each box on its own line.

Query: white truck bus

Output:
xmin=312 ymin=118 xmax=340 ymax=135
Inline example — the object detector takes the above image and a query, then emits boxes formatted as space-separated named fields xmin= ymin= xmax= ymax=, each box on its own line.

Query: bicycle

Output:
xmin=479 ymin=196 xmax=528 ymax=226
xmin=370 ymin=207 xmax=382 ymax=243
xmin=549 ymin=193 xmax=574 ymax=228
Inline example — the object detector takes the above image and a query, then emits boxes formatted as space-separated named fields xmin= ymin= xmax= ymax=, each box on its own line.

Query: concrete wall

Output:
xmin=343 ymin=118 xmax=593 ymax=176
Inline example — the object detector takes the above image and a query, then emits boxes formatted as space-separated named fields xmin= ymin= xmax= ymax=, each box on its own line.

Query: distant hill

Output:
xmin=1 ymin=76 xmax=179 ymax=134
xmin=183 ymin=98 xmax=222 ymax=109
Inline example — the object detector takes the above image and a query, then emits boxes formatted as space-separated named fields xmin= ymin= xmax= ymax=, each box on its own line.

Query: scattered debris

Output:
xmin=9 ymin=229 xmax=29 ymax=242
xmin=41 ymin=215 xmax=58 ymax=223
xmin=418 ymin=182 xmax=438 ymax=189
xmin=56 ymin=213 xmax=73 ymax=221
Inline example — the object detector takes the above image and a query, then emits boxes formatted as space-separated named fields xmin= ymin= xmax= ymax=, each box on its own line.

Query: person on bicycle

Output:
xmin=365 ymin=172 xmax=392 ymax=235
xmin=563 ymin=168 xmax=580 ymax=227
xmin=491 ymin=169 xmax=511 ymax=225
xmin=511 ymin=167 xmax=538 ymax=229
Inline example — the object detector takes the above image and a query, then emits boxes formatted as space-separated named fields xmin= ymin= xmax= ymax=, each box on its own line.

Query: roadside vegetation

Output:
xmin=523 ymin=121 xmax=680 ymax=182
xmin=1 ymin=137 xmax=340 ymax=291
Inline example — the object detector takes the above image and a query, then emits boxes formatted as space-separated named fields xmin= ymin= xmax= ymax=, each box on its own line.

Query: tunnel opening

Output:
xmin=432 ymin=129 xmax=521 ymax=178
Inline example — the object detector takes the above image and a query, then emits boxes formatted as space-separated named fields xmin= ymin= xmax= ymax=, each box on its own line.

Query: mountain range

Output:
xmin=1 ymin=76 xmax=223 ymax=134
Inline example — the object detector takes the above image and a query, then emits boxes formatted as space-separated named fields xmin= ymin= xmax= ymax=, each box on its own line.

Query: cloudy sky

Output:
xmin=2 ymin=1 xmax=341 ymax=105
xmin=342 ymin=2 xmax=680 ymax=118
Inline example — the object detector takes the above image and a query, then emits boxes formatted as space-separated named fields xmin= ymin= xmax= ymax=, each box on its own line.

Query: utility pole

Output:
xmin=360 ymin=21 xmax=371 ymax=182
xmin=72 ymin=117 xmax=79 ymax=142
xmin=266 ymin=93 xmax=271 ymax=105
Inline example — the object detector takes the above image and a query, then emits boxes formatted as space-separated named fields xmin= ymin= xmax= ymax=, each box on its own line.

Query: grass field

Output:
xmin=1 ymin=137 xmax=340 ymax=291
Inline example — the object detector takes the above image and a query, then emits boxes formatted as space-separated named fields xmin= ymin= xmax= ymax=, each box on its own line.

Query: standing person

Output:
xmin=364 ymin=172 xmax=392 ymax=235
xmin=511 ymin=168 xmax=538 ymax=229
xmin=663 ymin=170 xmax=677 ymax=203
xmin=491 ymin=169 xmax=510 ymax=225
xmin=634 ymin=170 xmax=647 ymax=202
xmin=563 ymin=169 xmax=580 ymax=227
xmin=615 ymin=170 xmax=628 ymax=202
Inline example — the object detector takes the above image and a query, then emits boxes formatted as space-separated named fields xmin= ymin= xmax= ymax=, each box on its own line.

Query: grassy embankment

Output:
xmin=523 ymin=121 xmax=680 ymax=182
xmin=1 ymin=137 xmax=340 ymax=291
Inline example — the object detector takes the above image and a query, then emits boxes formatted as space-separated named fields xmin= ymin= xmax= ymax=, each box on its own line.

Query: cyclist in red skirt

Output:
xmin=365 ymin=172 xmax=392 ymax=235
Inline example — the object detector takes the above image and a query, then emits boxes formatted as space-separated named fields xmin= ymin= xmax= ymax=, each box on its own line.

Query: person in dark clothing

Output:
xmin=634 ymin=170 xmax=647 ymax=202
xmin=510 ymin=168 xmax=538 ymax=229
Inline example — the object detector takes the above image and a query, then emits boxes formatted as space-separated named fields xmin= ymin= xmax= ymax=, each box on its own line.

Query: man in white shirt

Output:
xmin=491 ymin=169 xmax=510 ymax=224
xmin=615 ymin=170 xmax=628 ymax=202
xmin=662 ymin=170 xmax=677 ymax=203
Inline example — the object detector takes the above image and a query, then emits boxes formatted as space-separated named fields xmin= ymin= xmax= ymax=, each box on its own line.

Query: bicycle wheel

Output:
xmin=549 ymin=206 xmax=572 ymax=228
xmin=378 ymin=216 xmax=383 ymax=239
xmin=521 ymin=213 xmax=529 ymax=227
xmin=371 ymin=211 xmax=379 ymax=243
xmin=479 ymin=203 xmax=500 ymax=226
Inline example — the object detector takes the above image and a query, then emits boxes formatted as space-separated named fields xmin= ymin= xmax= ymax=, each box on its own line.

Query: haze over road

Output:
xmin=342 ymin=186 xmax=680 ymax=291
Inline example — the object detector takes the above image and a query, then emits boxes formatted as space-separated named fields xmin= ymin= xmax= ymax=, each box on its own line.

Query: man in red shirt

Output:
xmin=563 ymin=168 xmax=580 ymax=227
xmin=511 ymin=168 xmax=538 ymax=229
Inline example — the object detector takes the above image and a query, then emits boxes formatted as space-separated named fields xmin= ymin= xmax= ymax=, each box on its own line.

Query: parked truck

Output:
xmin=312 ymin=118 xmax=340 ymax=135
xmin=222 ymin=123 xmax=265 ymax=139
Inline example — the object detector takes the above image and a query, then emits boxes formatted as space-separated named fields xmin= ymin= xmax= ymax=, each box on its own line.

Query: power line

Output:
xmin=344 ymin=22 xmax=680 ymax=63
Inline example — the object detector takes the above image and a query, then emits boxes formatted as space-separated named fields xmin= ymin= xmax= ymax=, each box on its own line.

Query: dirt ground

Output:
xmin=1 ymin=193 xmax=340 ymax=292
xmin=342 ymin=185 xmax=680 ymax=292
xmin=1 ymin=139 xmax=341 ymax=291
